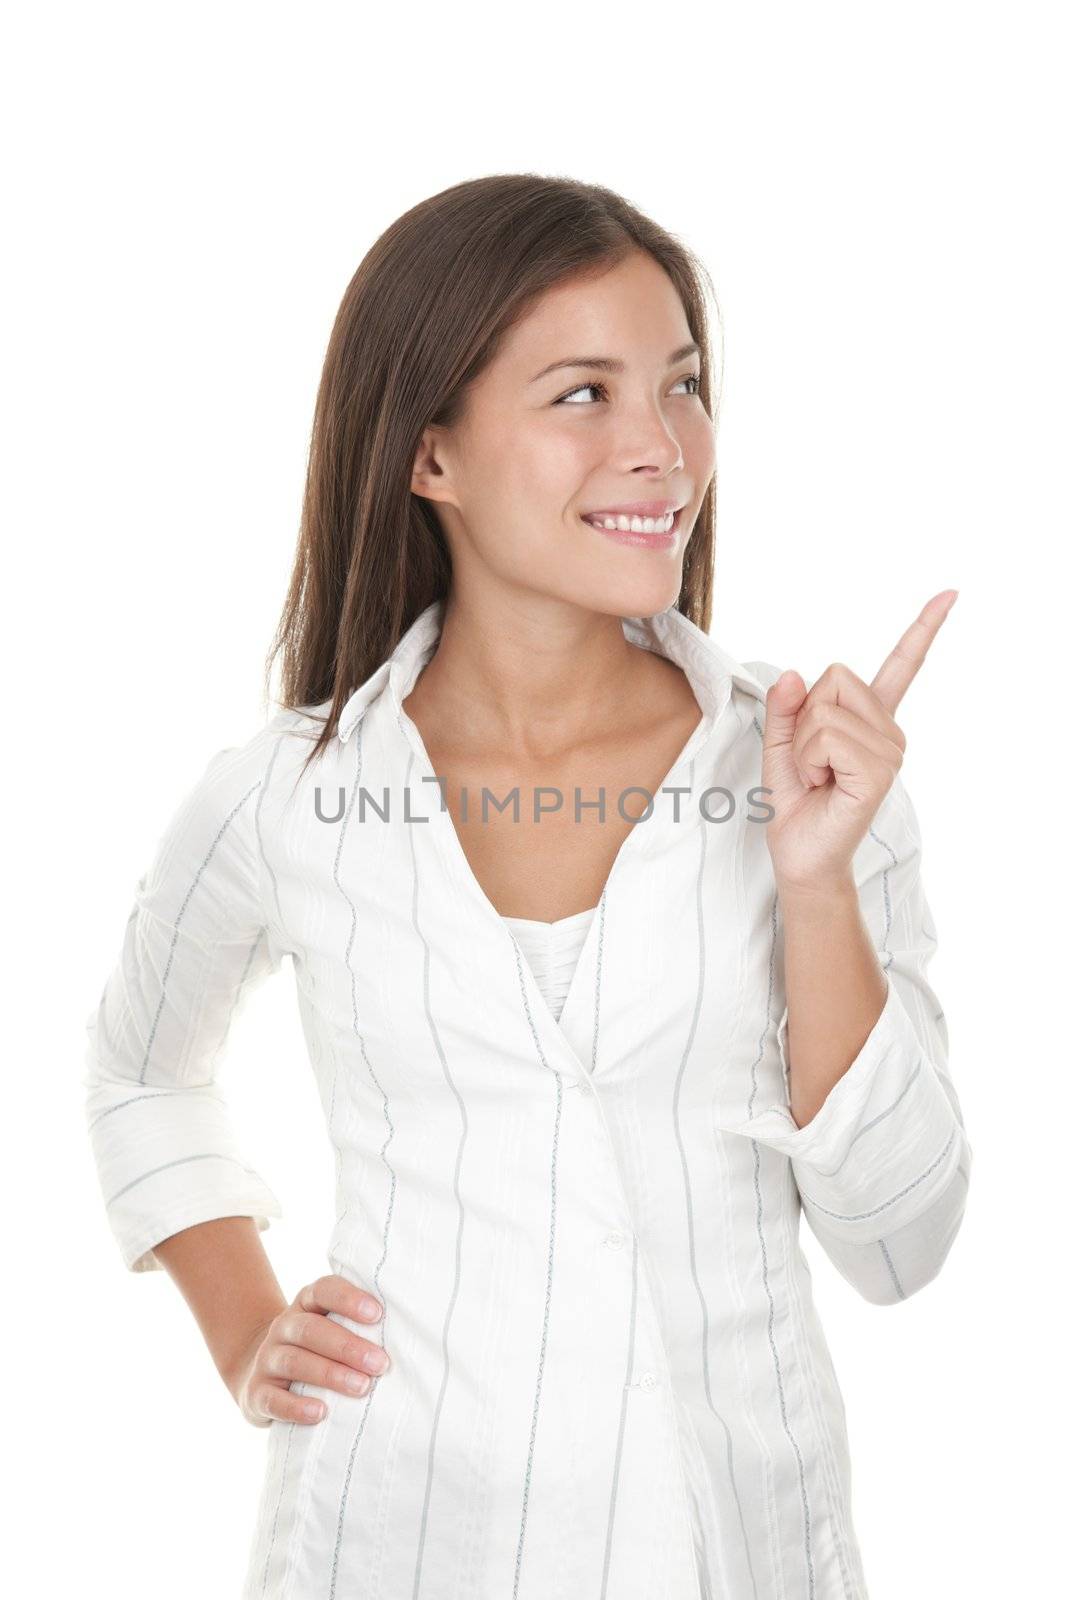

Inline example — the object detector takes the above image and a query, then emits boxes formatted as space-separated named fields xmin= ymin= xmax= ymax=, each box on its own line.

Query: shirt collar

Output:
xmin=336 ymin=597 xmax=767 ymax=746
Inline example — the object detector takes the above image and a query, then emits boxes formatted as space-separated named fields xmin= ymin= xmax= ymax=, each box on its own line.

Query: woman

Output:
xmin=84 ymin=175 xmax=971 ymax=1599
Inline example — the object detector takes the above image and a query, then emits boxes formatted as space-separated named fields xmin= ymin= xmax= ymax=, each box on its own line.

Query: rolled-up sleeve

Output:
xmin=730 ymin=772 xmax=972 ymax=1304
xmin=83 ymin=742 xmax=285 ymax=1273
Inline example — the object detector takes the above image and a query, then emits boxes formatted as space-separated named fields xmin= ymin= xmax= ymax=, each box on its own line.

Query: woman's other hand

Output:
xmin=227 ymin=1274 xmax=389 ymax=1428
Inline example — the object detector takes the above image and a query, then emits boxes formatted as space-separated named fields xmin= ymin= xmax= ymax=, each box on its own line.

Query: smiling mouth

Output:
xmin=580 ymin=505 xmax=684 ymax=544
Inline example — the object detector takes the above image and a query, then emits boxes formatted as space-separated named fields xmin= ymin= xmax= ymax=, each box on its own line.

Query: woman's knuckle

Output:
xmin=279 ymin=1345 xmax=304 ymax=1379
xmin=284 ymin=1347 xmax=310 ymax=1381
xmin=334 ymin=1328 xmax=357 ymax=1360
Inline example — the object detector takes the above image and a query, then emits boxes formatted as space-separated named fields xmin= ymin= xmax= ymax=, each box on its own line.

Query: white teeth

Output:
xmin=585 ymin=511 xmax=676 ymax=533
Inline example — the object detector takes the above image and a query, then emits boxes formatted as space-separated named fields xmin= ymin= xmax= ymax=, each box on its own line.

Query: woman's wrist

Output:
xmin=775 ymin=870 xmax=859 ymax=916
xmin=151 ymin=1216 xmax=288 ymax=1400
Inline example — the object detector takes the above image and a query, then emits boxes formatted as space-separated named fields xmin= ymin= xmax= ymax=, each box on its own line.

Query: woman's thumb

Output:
xmin=761 ymin=669 xmax=806 ymax=752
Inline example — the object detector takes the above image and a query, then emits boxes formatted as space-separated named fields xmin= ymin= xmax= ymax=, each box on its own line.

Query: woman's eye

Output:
xmin=557 ymin=381 xmax=607 ymax=405
xmin=555 ymin=373 xmax=702 ymax=406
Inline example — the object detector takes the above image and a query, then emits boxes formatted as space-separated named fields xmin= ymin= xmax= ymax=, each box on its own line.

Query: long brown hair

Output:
xmin=264 ymin=173 xmax=723 ymax=773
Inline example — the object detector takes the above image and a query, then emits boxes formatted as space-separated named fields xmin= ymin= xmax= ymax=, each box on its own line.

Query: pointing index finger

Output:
xmin=869 ymin=589 xmax=958 ymax=715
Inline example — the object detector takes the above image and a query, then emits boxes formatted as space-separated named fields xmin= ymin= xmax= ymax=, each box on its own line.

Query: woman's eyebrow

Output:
xmin=529 ymin=340 xmax=701 ymax=384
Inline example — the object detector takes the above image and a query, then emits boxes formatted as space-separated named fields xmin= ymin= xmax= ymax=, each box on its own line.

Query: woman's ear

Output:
xmin=411 ymin=423 xmax=456 ymax=508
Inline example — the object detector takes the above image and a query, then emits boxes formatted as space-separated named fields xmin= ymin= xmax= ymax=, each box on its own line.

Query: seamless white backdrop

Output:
xmin=3 ymin=3 xmax=1076 ymax=1594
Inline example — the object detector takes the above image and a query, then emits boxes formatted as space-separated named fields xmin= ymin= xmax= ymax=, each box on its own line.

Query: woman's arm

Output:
xmin=84 ymin=735 xmax=404 ymax=1430
xmin=727 ymin=772 xmax=973 ymax=1305
xmin=83 ymin=741 xmax=285 ymax=1273
xmin=721 ymin=612 xmax=972 ymax=1303
xmin=726 ymin=599 xmax=972 ymax=1303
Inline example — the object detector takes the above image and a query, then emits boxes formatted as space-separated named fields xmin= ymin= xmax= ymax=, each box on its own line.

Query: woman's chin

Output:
xmin=569 ymin=568 xmax=685 ymax=621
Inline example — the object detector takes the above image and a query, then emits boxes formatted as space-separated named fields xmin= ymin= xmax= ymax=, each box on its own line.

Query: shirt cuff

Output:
xmin=86 ymin=1077 xmax=282 ymax=1273
xmin=724 ymin=974 xmax=963 ymax=1245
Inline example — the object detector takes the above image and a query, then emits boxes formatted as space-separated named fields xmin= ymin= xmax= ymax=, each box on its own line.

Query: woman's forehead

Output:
xmin=490 ymin=259 xmax=694 ymax=382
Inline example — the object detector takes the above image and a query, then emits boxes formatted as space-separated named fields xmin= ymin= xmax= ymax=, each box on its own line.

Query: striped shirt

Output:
xmin=83 ymin=596 xmax=972 ymax=1599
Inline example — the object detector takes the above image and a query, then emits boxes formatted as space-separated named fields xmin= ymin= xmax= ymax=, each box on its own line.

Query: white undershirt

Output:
xmin=501 ymin=905 xmax=598 ymax=1021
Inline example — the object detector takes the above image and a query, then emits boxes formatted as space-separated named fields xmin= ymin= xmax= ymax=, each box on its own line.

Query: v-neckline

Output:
xmin=392 ymin=681 xmax=712 ymax=1078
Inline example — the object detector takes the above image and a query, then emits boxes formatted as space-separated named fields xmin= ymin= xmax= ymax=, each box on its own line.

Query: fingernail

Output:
xmin=360 ymin=1296 xmax=383 ymax=1320
xmin=304 ymin=1400 xmax=325 ymax=1419
xmin=345 ymin=1372 xmax=370 ymax=1393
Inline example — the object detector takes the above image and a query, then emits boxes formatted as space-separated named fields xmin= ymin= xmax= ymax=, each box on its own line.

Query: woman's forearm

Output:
xmin=777 ymin=874 xmax=889 ymax=1129
xmin=151 ymin=1217 xmax=289 ymax=1400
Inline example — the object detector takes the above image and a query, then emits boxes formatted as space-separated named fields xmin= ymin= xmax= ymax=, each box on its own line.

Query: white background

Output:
xmin=4 ymin=2 xmax=1077 ymax=1594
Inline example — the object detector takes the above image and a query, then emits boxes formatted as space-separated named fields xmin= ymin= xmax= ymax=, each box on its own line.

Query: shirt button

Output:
xmin=639 ymin=1372 xmax=658 ymax=1391
xmin=604 ymin=1230 xmax=625 ymax=1250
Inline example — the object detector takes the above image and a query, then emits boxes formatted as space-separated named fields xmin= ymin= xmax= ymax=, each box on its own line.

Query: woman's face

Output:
xmin=413 ymin=249 xmax=716 ymax=619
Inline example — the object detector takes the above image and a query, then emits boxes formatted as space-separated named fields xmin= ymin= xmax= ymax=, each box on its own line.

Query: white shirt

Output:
xmin=83 ymin=596 xmax=972 ymax=1600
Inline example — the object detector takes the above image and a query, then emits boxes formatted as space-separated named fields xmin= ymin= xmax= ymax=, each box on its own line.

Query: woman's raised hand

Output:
xmin=229 ymin=1274 xmax=390 ymax=1428
xmin=760 ymin=589 xmax=958 ymax=895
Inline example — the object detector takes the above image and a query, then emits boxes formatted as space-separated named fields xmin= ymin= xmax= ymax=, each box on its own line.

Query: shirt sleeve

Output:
xmin=83 ymin=740 xmax=286 ymax=1273
xmin=727 ymin=767 xmax=972 ymax=1305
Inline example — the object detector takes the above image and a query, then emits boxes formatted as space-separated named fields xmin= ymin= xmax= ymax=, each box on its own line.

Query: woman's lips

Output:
xmin=580 ymin=505 xmax=682 ymax=548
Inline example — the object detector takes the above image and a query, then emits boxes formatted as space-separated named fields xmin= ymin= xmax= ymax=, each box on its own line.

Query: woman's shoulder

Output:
xmin=167 ymin=700 xmax=334 ymax=817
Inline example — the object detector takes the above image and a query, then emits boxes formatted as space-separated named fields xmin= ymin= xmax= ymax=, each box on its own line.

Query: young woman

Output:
xmin=84 ymin=174 xmax=971 ymax=1600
